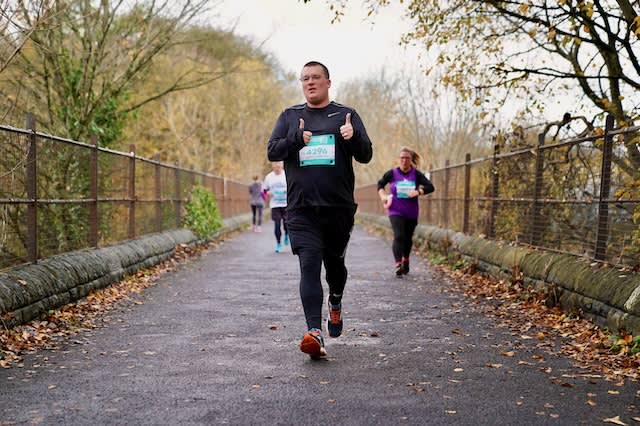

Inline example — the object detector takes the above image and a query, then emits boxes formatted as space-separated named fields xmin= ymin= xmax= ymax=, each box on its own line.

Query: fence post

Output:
xmin=154 ymin=154 xmax=162 ymax=232
xmin=594 ymin=115 xmax=615 ymax=261
xmin=89 ymin=135 xmax=99 ymax=247
xmin=488 ymin=144 xmax=500 ymax=238
xmin=25 ymin=113 xmax=37 ymax=263
xmin=443 ymin=160 xmax=450 ymax=228
xmin=426 ymin=164 xmax=433 ymax=224
xmin=463 ymin=153 xmax=471 ymax=234
xmin=174 ymin=162 xmax=181 ymax=227
xmin=529 ymin=133 xmax=545 ymax=246
xmin=128 ymin=144 xmax=136 ymax=239
xmin=222 ymin=175 xmax=228 ymax=218
xmin=190 ymin=167 xmax=196 ymax=189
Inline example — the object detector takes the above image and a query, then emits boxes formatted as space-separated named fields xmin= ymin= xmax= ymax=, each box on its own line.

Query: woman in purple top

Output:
xmin=377 ymin=147 xmax=435 ymax=277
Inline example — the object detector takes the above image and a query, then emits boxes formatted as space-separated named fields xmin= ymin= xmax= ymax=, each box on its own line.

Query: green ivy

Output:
xmin=182 ymin=185 xmax=223 ymax=238
xmin=609 ymin=333 xmax=640 ymax=356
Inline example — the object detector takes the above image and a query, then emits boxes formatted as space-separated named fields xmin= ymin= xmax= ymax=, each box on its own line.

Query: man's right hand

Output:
xmin=299 ymin=118 xmax=312 ymax=144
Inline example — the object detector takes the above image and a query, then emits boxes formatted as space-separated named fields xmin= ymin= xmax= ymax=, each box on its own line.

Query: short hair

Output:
xmin=302 ymin=61 xmax=330 ymax=79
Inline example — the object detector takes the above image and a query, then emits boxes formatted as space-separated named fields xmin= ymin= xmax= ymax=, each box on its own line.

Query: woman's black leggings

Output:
xmin=389 ymin=215 xmax=418 ymax=261
xmin=251 ymin=205 xmax=263 ymax=226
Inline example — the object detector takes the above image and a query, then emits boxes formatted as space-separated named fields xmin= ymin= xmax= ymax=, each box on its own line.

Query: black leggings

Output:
xmin=251 ymin=205 xmax=263 ymax=226
xmin=271 ymin=207 xmax=287 ymax=243
xmin=389 ymin=215 xmax=418 ymax=262
xmin=287 ymin=207 xmax=355 ymax=330
xmin=297 ymin=250 xmax=347 ymax=330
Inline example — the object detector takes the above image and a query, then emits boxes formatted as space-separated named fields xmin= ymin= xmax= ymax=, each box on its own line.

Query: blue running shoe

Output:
xmin=284 ymin=234 xmax=289 ymax=246
xmin=275 ymin=242 xmax=282 ymax=253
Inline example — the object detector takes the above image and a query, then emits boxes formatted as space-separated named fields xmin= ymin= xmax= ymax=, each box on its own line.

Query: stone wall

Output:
xmin=0 ymin=215 xmax=250 ymax=328
xmin=360 ymin=213 xmax=640 ymax=334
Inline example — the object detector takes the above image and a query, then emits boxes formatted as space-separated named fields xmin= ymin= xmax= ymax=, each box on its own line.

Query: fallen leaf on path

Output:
xmin=426 ymin=258 xmax=640 ymax=382
xmin=0 ymin=241 xmax=217 ymax=369
xmin=603 ymin=415 xmax=628 ymax=425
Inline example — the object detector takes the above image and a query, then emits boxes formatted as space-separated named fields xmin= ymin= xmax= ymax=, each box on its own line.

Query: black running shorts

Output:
xmin=286 ymin=206 xmax=356 ymax=257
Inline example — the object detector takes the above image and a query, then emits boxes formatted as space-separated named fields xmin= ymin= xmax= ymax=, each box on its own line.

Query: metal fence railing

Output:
xmin=0 ymin=114 xmax=249 ymax=270
xmin=357 ymin=115 xmax=640 ymax=267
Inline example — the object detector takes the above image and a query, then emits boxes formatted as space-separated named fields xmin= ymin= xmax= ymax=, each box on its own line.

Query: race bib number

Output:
xmin=272 ymin=188 xmax=287 ymax=205
xmin=396 ymin=180 xmax=415 ymax=199
xmin=299 ymin=134 xmax=335 ymax=166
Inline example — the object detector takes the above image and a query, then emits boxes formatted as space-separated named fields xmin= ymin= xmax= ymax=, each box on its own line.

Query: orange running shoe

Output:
xmin=299 ymin=329 xmax=326 ymax=359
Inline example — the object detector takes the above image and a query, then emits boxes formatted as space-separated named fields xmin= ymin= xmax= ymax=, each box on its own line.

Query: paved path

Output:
xmin=1 ymin=226 xmax=639 ymax=425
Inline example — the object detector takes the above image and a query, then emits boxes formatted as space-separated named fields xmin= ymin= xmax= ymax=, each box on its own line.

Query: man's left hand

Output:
xmin=340 ymin=113 xmax=353 ymax=140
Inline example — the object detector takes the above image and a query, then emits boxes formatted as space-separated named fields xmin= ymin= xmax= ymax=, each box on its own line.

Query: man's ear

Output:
xmin=327 ymin=79 xmax=332 ymax=88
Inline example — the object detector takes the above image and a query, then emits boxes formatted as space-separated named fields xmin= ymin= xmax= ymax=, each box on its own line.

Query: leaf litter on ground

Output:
xmin=428 ymin=259 xmax=639 ymax=383
xmin=0 ymin=238 xmax=224 ymax=368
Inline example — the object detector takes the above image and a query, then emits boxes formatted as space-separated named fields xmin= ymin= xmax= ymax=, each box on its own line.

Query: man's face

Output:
xmin=300 ymin=65 xmax=331 ymax=107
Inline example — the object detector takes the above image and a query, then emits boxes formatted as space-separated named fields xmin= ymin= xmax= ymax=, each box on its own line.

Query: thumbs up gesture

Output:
xmin=299 ymin=118 xmax=312 ymax=144
xmin=340 ymin=113 xmax=353 ymax=140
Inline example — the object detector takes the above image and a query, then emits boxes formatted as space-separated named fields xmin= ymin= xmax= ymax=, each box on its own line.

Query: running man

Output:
xmin=267 ymin=61 xmax=373 ymax=358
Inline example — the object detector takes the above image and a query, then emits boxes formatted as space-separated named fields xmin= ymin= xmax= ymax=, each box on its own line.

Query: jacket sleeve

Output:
xmin=267 ymin=110 xmax=306 ymax=161
xmin=416 ymin=170 xmax=435 ymax=195
xmin=377 ymin=170 xmax=393 ymax=190
xmin=346 ymin=110 xmax=373 ymax=164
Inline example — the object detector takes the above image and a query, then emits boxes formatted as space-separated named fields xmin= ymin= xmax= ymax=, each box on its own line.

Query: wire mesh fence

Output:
xmin=357 ymin=115 xmax=640 ymax=268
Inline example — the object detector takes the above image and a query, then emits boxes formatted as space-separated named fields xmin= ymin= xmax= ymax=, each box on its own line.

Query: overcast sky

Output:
xmin=212 ymin=0 xmax=420 ymax=87
xmin=209 ymin=1 xmax=586 ymax=124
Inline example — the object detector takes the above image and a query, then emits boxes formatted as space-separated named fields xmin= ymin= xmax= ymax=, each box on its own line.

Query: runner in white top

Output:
xmin=263 ymin=161 xmax=289 ymax=252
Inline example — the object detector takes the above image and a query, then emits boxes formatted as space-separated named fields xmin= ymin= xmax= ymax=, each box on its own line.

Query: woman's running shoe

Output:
xmin=395 ymin=261 xmax=404 ymax=277
xmin=401 ymin=257 xmax=410 ymax=275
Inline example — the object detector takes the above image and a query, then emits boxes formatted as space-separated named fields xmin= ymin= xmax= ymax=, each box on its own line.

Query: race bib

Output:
xmin=396 ymin=180 xmax=415 ymax=199
xmin=299 ymin=134 xmax=335 ymax=166
xmin=272 ymin=188 xmax=287 ymax=205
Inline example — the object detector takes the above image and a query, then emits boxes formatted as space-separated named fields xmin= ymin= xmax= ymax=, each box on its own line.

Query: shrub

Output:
xmin=182 ymin=185 xmax=222 ymax=238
